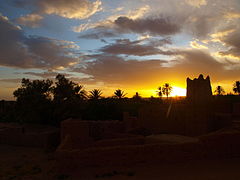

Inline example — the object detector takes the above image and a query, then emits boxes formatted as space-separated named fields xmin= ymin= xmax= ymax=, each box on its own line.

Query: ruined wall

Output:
xmin=0 ymin=123 xmax=60 ymax=149
xmin=137 ymin=105 xmax=169 ymax=134
xmin=136 ymin=103 xmax=212 ymax=136
xmin=61 ymin=119 xmax=125 ymax=143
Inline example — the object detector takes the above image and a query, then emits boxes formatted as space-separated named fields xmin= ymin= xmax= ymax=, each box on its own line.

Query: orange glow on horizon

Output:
xmin=171 ymin=86 xmax=187 ymax=97
xmin=121 ymin=86 xmax=187 ymax=98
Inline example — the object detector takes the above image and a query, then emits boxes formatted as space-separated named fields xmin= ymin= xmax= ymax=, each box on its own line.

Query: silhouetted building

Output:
xmin=187 ymin=74 xmax=212 ymax=104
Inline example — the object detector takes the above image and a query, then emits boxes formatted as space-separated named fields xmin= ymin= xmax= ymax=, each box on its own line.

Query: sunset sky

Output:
xmin=0 ymin=0 xmax=240 ymax=99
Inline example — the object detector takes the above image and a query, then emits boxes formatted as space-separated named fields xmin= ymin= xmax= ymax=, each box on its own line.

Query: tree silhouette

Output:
xmin=13 ymin=78 xmax=53 ymax=102
xmin=53 ymin=74 xmax=86 ymax=102
xmin=162 ymin=83 xmax=172 ymax=99
xmin=214 ymin=86 xmax=225 ymax=96
xmin=52 ymin=74 xmax=87 ymax=123
xmin=89 ymin=89 xmax=102 ymax=100
xmin=156 ymin=87 xmax=163 ymax=98
xmin=114 ymin=89 xmax=127 ymax=99
xmin=13 ymin=78 xmax=53 ymax=124
xmin=233 ymin=81 xmax=240 ymax=95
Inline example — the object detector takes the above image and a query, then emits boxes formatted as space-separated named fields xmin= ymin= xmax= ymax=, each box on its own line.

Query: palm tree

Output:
xmin=156 ymin=87 xmax=162 ymax=98
xmin=74 ymin=85 xmax=87 ymax=100
xmin=89 ymin=89 xmax=102 ymax=100
xmin=114 ymin=89 xmax=127 ymax=99
xmin=162 ymin=83 xmax=172 ymax=99
xmin=214 ymin=86 xmax=225 ymax=96
xmin=233 ymin=81 xmax=240 ymax=95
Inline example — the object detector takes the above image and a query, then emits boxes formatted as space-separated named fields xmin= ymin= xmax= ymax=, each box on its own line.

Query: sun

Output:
xmin=139 ymin=86 xmax=186 ymax=97
xmin=171 ymin=86 xmax=186 ymax=97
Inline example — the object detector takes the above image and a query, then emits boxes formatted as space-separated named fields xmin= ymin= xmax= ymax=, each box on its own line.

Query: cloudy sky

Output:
xmin=0 ymin=0 xmax=240 ymax=99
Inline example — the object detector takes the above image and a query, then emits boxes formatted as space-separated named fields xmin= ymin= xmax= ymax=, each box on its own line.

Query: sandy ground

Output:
xmin=0 ymin=145 xmax=56 ymax=180
xmin=1 ymin=145 xmax=240 ymax=180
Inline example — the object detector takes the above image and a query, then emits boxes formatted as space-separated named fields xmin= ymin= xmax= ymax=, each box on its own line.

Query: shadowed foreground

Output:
xmin=1 ymin=145 xmax=240 ymax=180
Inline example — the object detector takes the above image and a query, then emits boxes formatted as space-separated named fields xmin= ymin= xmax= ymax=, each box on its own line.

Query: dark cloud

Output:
xmin=78 ymin=15 xmax=181 ymax=39
xmin=175 ymin=50 xmax=224 ymax=76
xmin=219 ymin=30 xmax=240 ymax=58
xmin=23 ymin=71 xmax=70 ymax=78
xmin=0 ymin=15 xmax=79 ymax=69
xmin=72 ymin=55 xmax=168 ymax=85
xmin=71 ymin=50 xmax=240 ymax=87
xmin=114 ymin=16 xmax=181 ymax=36
xmin=77 ymin=1 xmax=238 ymax=40
xmin=0 ymin=15 xmax=30 ymax=67
xmin=75 ymin=2 xmax=234 ymax=40
xmin=24 ymin=36 xmax=78 ymax=68
xmin=184 ymin=14 xmax=222 ymax=38
xmin=100 ymin=38 xmax=174 ymax=56
xmin=175 ymin=50 xmax=240 ymax=83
